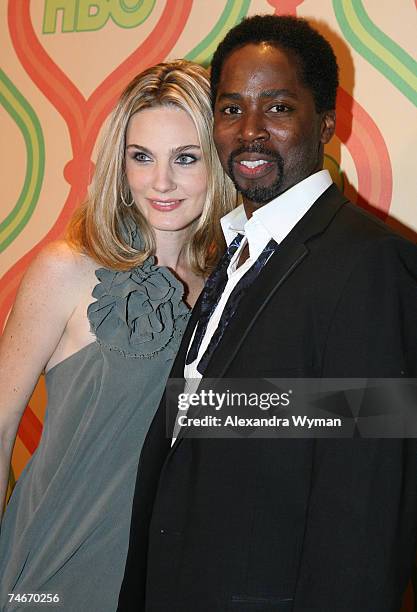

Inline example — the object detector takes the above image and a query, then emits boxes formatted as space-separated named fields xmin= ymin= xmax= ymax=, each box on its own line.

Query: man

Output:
xmin=119 ymin=15 xmax=417 ymax=611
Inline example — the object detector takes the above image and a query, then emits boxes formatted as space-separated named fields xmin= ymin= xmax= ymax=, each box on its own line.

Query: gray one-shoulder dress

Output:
xmin=0 ymin=237 xmax=190 ymax=611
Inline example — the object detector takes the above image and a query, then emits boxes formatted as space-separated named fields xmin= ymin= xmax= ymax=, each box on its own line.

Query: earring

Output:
xmin=121 ymin=191 xmax=134 ymax=207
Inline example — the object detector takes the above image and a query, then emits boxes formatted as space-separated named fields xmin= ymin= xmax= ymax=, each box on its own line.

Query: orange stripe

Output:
xmin=85 ymin=0 xmax=193 ymax=137
xmin=266 ymin=0 xmax=304 ymax=14
xmin=336 ymin=87 xmax=392 ymax=217
xmin=9 ymin=0 xmax=86 ymax=146
xmin=17 ymin=405 xmax=43 ymax=455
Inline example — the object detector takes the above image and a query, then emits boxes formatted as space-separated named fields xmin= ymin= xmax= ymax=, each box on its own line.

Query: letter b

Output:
xmin=77 ymin=0 xmax=110 ymax=32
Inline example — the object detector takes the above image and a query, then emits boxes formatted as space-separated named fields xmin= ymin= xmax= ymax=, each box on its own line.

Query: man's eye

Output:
xmin=222 ymin=106 xmax=242 ymax=115
xmin=176 ymin=154 xmax=197 ymax=165
xmin=269 ymin=104 xmax=290 ymax=113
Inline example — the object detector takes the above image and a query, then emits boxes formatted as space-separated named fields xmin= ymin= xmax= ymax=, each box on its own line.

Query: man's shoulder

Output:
xmin=302 ymin=187 xmax=417 ymax=280
xmin=323 ymin=188 xmax=416 ymax=252
xmin=341 ymin=199 xmax=397 ymax=235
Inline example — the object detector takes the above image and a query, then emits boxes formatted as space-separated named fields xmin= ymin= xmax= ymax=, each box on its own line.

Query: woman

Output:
xmin=0 ymin=60 xmax=235 ymax=610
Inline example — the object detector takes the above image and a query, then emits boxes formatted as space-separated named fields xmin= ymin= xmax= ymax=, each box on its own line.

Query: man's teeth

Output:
xmin=239 ymin=160 xmax=269 ymax=168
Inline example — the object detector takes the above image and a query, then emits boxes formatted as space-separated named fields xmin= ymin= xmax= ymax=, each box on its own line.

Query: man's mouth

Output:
xmin=234 ymin=158 xmax=275 ymax=178
xmin=227 ymin=146 xmax=285 ymax=203
xmin=228 ymin=146 xmax=279 ymax=180
xmin=239 ymin=160 xmax=270 ymax=169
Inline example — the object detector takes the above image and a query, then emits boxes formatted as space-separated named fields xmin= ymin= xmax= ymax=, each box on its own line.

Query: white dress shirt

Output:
xmin=184 ymin=169 xmax=332 ymax=382
xmin=172 ymin=170 xmax=333 ymax=442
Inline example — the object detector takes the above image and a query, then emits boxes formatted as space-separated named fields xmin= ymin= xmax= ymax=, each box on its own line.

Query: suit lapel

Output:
xmin=168 ymin=241 xmax=308 ymax=449
xmin=203 ymin=240 xmax=308 ymax=378
xmin=202 ymin=184 xmax=347 ymax=378
xmin=169 ymin=184 xmax=347 ymax=450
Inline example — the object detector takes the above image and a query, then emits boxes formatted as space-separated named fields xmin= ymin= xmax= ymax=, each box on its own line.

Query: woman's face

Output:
xmin=125 ymin=105 xmax=207 ymax=233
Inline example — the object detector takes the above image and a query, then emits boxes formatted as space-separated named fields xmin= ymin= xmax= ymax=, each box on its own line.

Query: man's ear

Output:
xmin=320 ymin=110 xmax=336 ymax=144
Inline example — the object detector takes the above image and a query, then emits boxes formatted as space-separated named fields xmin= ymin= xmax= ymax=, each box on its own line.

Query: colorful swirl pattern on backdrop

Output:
xmin=334 ymin=0 xmax=417 ymax=107
xmin=0 ymin=70 xmax=45 ymax=252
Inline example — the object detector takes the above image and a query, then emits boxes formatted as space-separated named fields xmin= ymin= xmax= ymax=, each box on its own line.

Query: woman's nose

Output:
xmin=152 ymin=162 xmax=177 ymax=193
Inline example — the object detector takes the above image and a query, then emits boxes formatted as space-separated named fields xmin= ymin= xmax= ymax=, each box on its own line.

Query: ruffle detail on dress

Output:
xmin=87 ymin=255 xmax=190 ymax=360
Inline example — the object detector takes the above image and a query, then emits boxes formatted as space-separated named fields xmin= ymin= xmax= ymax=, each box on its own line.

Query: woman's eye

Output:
xmin=176 ymin=154 xmax=197 ymax=165
xmin=223 ymin=105 xmax=242 ymax=115
xmin=133 ymin=152 xmax=151 ymax=163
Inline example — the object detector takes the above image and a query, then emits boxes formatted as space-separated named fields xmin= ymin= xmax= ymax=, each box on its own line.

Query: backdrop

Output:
xmin=1 ymin=1 xmax=417 ymax=603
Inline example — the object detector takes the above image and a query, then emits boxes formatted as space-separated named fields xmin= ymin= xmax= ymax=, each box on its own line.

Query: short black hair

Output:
xmin=211 ymin=14 xmax=339 ymax=113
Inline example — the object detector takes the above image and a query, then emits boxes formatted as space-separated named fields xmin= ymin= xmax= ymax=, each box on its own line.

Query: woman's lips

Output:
xmin=148 ymin=199 xmax=183 ymax=212
xmin=233 ymin=159 xmax=275 ymax=179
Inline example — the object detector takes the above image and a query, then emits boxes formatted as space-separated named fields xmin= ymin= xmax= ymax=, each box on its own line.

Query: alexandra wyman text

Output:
xmin=177 ymin=415 xmax=342 ymax=429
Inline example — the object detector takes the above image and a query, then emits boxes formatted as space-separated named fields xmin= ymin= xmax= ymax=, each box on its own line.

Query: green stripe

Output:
xmin=0 ymin=70 xmax=45 ymax=251
xmin=354 ymin=0 xmax=416 ymax=75
xmin=334 ymin=0 xmax=417 ymax=107
xmin=185 ymin=0 xmax=251 ymax=67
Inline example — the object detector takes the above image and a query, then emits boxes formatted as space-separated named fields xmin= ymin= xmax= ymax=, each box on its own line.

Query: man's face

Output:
xmin=213 ymin=43 xmax=335 ymax=214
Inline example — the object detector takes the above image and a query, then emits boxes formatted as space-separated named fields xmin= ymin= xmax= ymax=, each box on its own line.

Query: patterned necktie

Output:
xmin=186 ymin=237 xmax=278 ymax=375
xmin=186 ymin=232 xmax=244 ymax=366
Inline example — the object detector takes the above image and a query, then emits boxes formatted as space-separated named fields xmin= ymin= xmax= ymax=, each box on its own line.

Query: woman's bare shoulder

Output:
xmin=32 ymin=240 xmax=96 ymax=275
xmin=25 ymin=241 xmax=97 ymax=289
xmin=15 ymin=241 xmax=98 ymax=316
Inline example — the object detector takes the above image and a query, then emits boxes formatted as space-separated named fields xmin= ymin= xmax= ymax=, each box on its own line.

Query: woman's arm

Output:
xmin=0 ymin=242 xmax=82 ymax=512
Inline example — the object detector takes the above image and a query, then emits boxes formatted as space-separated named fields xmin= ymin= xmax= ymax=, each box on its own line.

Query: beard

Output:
xmin=227 ymin=144 xmax=285 ymax=205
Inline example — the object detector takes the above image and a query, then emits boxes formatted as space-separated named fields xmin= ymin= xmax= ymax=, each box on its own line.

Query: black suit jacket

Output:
xmin=118 ymin=184 xmax=417 ymax=612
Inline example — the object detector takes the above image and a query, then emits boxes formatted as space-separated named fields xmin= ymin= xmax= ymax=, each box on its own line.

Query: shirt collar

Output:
xmin=220 ymin=204 xmax=247 ymax=245
xmin=221 ymin=170 xmax=333 ymax=248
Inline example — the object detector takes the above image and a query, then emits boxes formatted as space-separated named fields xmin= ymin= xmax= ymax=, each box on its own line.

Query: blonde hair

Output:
xmin=67 ymin=60 xmax=236 ymax=275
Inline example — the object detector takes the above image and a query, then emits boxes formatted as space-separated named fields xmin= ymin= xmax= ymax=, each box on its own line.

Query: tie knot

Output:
xmin=227 ymin=233 xmax=245 ymax=259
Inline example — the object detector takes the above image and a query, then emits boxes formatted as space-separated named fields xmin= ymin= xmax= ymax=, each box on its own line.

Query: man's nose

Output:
xmin=152 ymin=162 xmax=176 ymax=193
xmin=238 ymin=110 xmax=269 ymax=144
